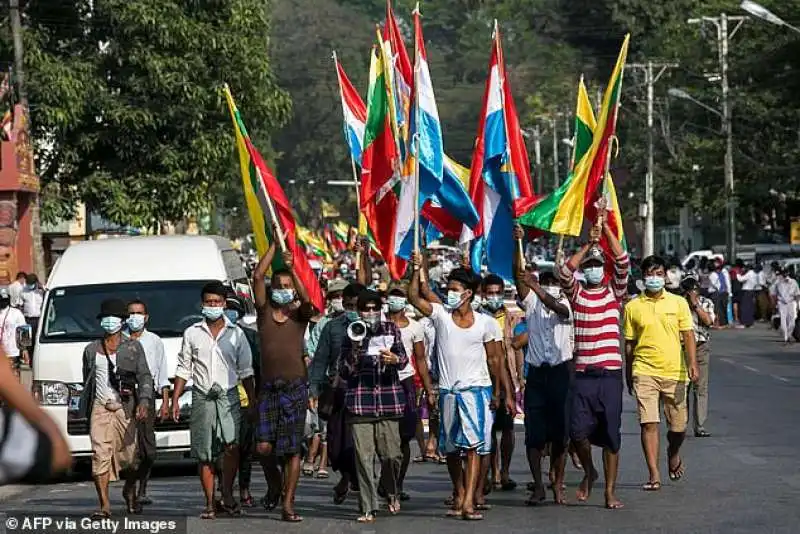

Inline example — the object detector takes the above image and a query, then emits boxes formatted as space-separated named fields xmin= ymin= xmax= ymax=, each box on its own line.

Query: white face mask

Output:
xmin=543 ymin=286 xmax=561 ymax=299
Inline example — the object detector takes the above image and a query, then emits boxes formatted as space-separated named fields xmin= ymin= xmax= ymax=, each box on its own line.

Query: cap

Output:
xmin=581 ymin=246 xmax=606 ymax=266
xmin=327 ymin=279 xmax=349 ymax=293
xmin=0 ymin=287 xmax=9 ymax=299
xmin=97 ymin=298 xmax=128 ymax=320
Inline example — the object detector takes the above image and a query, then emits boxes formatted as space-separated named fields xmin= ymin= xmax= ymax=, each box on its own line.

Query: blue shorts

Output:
xmin=569 ymin=369 xmax=623 ymax=453
xmin=438 ymin=386 xmax=494 ymax=456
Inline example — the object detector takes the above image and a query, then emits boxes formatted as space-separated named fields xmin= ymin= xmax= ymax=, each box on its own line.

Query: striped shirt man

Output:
xmin=558 ymin=251 xmax=630 ymax=372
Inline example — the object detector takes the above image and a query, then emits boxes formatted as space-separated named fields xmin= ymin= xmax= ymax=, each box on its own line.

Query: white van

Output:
xmin=31 ymin=235 xmax=255 ymax=460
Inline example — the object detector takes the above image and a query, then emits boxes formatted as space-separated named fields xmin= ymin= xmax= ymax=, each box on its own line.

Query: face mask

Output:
xmin=471 ymin=298 xmax=482 ymax=311
xmin=202 ymin=306 xmax=225 ymax=321
xmin=445 ymin=291 xmax=465 ymax=310
xmin=584 ymin=266 xmax=604 ymax=284
xmin=340 ymin=266 xmax=349 ymax=274
xmin=100 ymin=316 xmax=123 ymax=334
xmin=362 ymin=311 xmax=381 ymax=330
xmin=387 ymin=296 xmax=407 ymax=312
xmin=645 ymin=276 xmax=665 ymax=292
xmin=345 ymin=310 xmax=360 ymax=322
xmin=271 ymin=288 xmax=295 ymax=306
xmin=484 ymin=295 xmax=504 ymax=311
xmin=224 ymin=309 xmax=240 ymax=323
xmin=543 ymin=286 xmax=561 ymax=299
xmin=329 ymin=298 xmax=344 ymax=313
xmin=126 ymin=313 xmax=146 ymax=332
xmin=25 ymin=284 xmax=35 ymax=291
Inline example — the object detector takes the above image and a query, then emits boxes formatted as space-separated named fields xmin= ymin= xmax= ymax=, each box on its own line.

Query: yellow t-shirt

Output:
xmin=238 ymin=383 xmax=249 ymax=408
xmin=495 ymin=312 xmax=506 ymax=332
xmin=623 ymin=291 xmax=693 ymax=381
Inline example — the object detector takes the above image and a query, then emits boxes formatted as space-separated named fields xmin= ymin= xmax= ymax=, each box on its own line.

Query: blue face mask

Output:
xmin=387 ymin=296 xmax=407 ymax=312
xmin=202 ymin=306 xmax=225 ymax=321
xmin=224 ymin=309 xmax=239 ymax=323
xmin=271 ymin=288 xmax=295 ymax=306
xmin=125 ymin=313 xmax=146 ymax=332
xmin=345 ymin=310 xmax=360 ymax=322
xmin=445 ymin=290 xmax=464 ymax=310
xmin=584 ymin=266 xmax=604 ymax=285
xmin=100 ymin=316 xmax=123 ymax=334
xmin=485 ymin=295 xmax=504 ymax=311
xmin=645 ymin=276 xmax=665 ymax=292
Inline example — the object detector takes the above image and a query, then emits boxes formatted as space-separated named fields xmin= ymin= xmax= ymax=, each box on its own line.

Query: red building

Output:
xmin=0 ymin=104 xmax=38 ymax=284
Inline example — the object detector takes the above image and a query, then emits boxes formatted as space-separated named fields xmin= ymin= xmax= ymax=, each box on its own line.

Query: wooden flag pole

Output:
xmin=254 ymin=165 xmax=287 ymax=253
xmin=412 ymin=6 xmax=421 ymax=255
xmin=555 ymin=234 xmax=565 ymax=266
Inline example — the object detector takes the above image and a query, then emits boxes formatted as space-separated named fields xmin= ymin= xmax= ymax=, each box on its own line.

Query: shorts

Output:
xmin=439 ymin=386 xmax=494 ymax=456
xmin=256 ymin=379 xmax=308 ymax=457
xmin=399 ymin=377 xmax=417 ymax=443
xmin=632 ymin=374 xmax=688 ymax=433
xmin=492 ymin=398 xmax=515 ymax=433
xmin=524 ymin=362 xmax=570 ymax=450
xmin=570 ymin=369 xmax=623 ymax=453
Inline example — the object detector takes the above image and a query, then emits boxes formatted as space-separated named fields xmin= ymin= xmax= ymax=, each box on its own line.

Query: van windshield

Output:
xmin=41 ymin=280 xmax=214 ymax=342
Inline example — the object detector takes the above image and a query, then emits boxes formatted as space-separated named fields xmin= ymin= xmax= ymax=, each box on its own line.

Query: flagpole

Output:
xmin=332 ymin=50 xmax=366 ymax=266
xmin=254 ymin=165 xmax=287 ymax=252
xmin=412 ymin=4 xmax=421 ymax=254
xmin=493 ymin=20 xmax=526 ymax=270
xmin=596 ymin=53 xmax=626 ymax=232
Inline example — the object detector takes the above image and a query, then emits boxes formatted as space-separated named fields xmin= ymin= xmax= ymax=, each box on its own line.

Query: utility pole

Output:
xmin=626 ymin=60 xmax=678 ymax=257
xmin=689 ymin=14 xmax=746 ymax=262
xmin=10 ymin=0 xmax=44 ymax=276
xmin=550 ymin=117 xmax=559 ymax=189
xmin=532 ymin=125 xmax=542 ymax=194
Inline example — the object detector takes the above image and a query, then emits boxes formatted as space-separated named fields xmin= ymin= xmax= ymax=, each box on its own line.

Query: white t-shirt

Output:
xmin=419 ymin=316 xmax=436 ymax=371
xmin=398 ymin=319 xmax=425 ymax=382
xmin=0 ymin=307 xmax=26 ymax=357
xmin=486 ymin=315 xmax=503 ymax=342
xmin=429 ymin=303 xmax=494 ymax=390
xmin=740 ymin=270 xmax=758 ymax=291
xmin=94 ymin=352 xmax=121 ymax=404
xmin=522 ymin=291 xmax=573 ymax=367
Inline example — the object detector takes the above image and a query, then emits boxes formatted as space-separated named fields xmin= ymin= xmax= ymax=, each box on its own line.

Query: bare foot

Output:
xmin=605 ymin=493 xmax=624 ymax=509
xmin=576 ymin=469 xmax=599 ymax=502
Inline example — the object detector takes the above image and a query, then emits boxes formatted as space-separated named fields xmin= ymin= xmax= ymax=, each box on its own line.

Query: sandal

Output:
xmin=444 ymin=495 xmax=456 ymax=507
xmin=399 ymin=491 xmax=410 ymax=502
xmin=281 ymin=510 xmax=303 ymax=523
xmin=124 ymin=496 xmax=143 ymax=515
xmin=302 ymin=462 xmax=315 ymax=476
xmin=462 ymin=510 xmax=484 ymax=521
xmin=500 ymin=479 xmax=517 ymax=491
xmin=642 ymin=481 xmax=662 ymax=491
xmin=668 ymin=456 xmax=685 ymax=481
xmin=315 ymin=468 xmax=329 ymax=479
xmin=90 ymin=511 xmax=111 ymax=520
xmin=475 ymin=502 xmax=492 ymax=511
xmin=387 ymin=496 xmax=401 ymax=515
xmin=262 ymin=490 xmax=281 ymax=511
xmin=215 ymin=499 xmax=242 ymax=517
xmin=200 ymin=507 xmax=216 ymax=520
xmin=240 ymin=495 xmax=254 ymax=507
xmin=357 ymin=513 xmax=376 ymax=523
xmin=412 ymin=455 xmax=426 ymax=463
xmin=445 ymin=508 xmax=462 ymax=517
xmin=333 ymin=485 xmax=350 ymax=505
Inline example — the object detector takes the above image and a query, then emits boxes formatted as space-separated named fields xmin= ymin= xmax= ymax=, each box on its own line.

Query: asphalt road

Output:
xmin=2 ymin=325 xmax=800 ymax=534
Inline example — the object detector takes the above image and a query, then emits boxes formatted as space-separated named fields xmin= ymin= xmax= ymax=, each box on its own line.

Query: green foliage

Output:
xmin=0 ymin=0 xmax=290 ymax=228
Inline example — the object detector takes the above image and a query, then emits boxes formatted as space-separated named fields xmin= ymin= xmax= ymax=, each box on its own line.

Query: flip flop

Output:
xmin=281 ymin=511 xmax=303 ymax=523
xmin=500 ymin=479 xmax=518 ymax=491
xmin=669 ymin=457 xmax=685 ymax=481
xmin=606 ymin=500 xmax=625 ymax=509
xmin=333 ymin=486 xmax=350 ymax=505
xmin=475 ymin=502 xmax=492 ymax=511
xmin=412 ymin=455 xmax=426 ymax=463
xmin=642 ymin=481 xmax=662 ymax=491
xmin=445 ymin=508 xmax=463 ymax=517
xmin=315 ymin=468 xmax=329 ymax=479
xmin=90 ymin=511 xmax=111 ymax=520
xmin=357 ymin=514 xmax=376 ymax=523
xmin=200 ymin=507 xmax=216 ymax=520
xmin=462 ymin=511 xmax=484 ymax=521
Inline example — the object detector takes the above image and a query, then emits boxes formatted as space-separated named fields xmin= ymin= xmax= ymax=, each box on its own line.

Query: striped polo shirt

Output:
xmin=558 ymin=253 xmax=630 ymax=372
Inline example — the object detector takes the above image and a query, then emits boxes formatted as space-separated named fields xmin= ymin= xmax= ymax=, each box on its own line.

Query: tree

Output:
xmin=0 ymin=0 xmax=291 ymax=228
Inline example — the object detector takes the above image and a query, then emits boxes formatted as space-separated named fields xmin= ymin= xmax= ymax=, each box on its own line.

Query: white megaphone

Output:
xmin=347 ymin=320 xmax=368 ymax=344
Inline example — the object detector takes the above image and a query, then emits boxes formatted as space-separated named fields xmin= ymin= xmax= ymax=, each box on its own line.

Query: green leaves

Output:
xmin=0 ymin=0 xmax=290 ymax=228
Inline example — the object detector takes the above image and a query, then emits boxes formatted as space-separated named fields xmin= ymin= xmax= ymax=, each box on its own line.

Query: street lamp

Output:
xmin=667 ymin=88 xmax=723 ymax=118
xmin=740 ymin=1 xmax=800 ymax=33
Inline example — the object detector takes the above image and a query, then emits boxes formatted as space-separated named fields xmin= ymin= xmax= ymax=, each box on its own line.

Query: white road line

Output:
xmin=771 ymin=374 xmax=790 ymax=383
xmin=743 ymin=365 xmax=761 ymax=373
xmin=718 ymin=356 xmax=790 ymax=383
xmin=719 ymin=357 xmax=734 ymax=364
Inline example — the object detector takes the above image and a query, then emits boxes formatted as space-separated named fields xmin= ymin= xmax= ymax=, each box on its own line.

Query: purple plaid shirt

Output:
xmin=338 ymin=321 xmax=408 ymax=418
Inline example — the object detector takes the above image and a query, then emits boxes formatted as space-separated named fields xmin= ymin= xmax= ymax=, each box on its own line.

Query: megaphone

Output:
xmin=347 ymin=320 xmax=368 ymax=343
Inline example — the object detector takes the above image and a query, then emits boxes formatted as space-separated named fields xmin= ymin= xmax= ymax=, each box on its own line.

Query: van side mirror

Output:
xmin=16 ymin=325 xmax=32 ymax=350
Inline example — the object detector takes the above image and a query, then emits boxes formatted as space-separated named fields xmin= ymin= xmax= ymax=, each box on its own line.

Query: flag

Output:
xmin=360 ymin=44 xmax=406 ymax=279
xmin=517 ymin=76 xmax=596 ymax=235
xmin=394 ymin=6 xmax=445 ymax=260
xmin=223 ymin=85 xmax=325 ymax=312
xmin=322 ymin=199 xmax=340 ymax=218
xmin=421 ymin=155 xmax=479 ymax=238
xmin=334 ymin=54 xmax=367 ymax=164
xmin=465 ymin=22 xmax=537 ymax=281
xmin=384 ymin=0 xmax=413 ymax=153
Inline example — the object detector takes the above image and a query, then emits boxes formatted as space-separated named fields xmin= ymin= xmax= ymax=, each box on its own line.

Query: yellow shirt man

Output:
xmin=623 ymin=291 xmax=694 ymax=381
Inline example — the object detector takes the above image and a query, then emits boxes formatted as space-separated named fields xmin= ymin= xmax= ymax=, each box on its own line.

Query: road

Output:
xmin=2 ymin=326 xmax=800 ymax=534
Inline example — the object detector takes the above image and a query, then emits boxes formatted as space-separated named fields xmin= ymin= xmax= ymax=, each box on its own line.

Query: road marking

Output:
xmin=771 ymin=374 xmax=790 ymax=383
xmin=719 ymin=357 xmax=734 ymax=365
xmin=718 ymin=358 xmax=790 ymax=382
xmin=743 ymin=365 xmax=760 ymax=373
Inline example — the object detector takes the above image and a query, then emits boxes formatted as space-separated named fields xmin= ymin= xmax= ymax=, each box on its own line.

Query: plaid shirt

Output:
xmin=338 ymin=321 xmax=408 ymax=419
